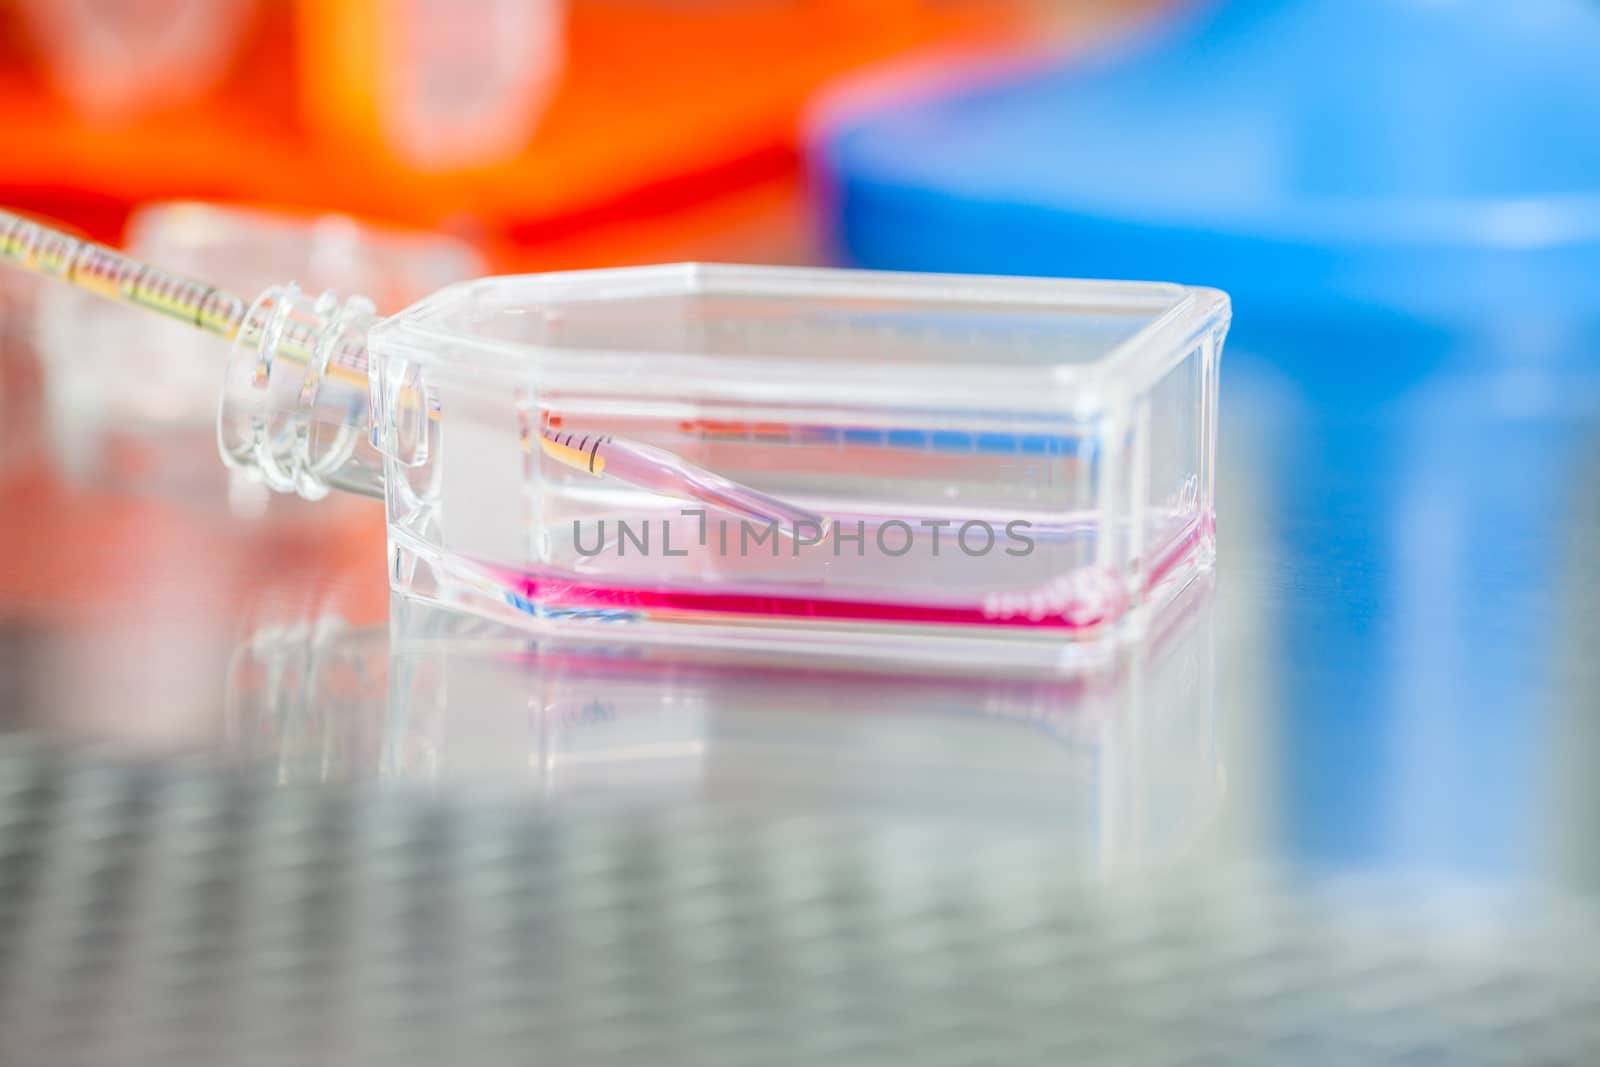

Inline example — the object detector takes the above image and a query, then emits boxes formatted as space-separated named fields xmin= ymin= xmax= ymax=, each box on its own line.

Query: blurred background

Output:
xmin=3 ymin=1 xmax=1600 ymax=1063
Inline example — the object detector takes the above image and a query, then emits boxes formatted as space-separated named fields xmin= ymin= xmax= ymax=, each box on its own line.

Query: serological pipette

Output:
xmin=0 ymin=207 xmax=825 ymax=532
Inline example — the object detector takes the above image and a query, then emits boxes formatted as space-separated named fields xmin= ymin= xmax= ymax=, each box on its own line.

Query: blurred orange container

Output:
xmin=0 ymin=0 xmax=1017 ymax=254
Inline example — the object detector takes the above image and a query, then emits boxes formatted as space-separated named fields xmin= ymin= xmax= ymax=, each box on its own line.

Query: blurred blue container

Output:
xmin=813 ymin=0 xmax=1600 ymax=878
xmin=811 ymin=0 xmax=1600 ymax=339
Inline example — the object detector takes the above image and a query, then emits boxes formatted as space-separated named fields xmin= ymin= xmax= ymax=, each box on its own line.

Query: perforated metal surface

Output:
xmin=1 ymin=741 xmax=1597 ymax=1067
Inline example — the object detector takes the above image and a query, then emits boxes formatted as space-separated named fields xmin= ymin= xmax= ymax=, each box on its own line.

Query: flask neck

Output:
xmin=218 ymin=284 xmax=386 ymax=501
